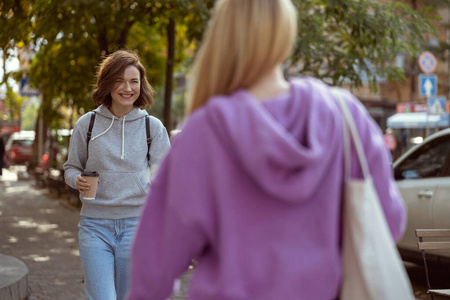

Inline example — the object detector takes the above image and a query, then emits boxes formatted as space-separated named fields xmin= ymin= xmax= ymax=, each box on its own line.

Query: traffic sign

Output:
xmin=19 ymin=76 xmax=39 ymax=97
xmin=419 ymin=74 xmax=437 ymax=97
xmin=418 ymin=51 xmax=437 ymax=74
xmin=427 ymin=96 xmax=446 ymax=115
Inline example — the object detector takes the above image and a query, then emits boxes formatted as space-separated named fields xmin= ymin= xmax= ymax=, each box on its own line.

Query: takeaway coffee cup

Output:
xmin=81 ymin=171 xmax=99 ymax=200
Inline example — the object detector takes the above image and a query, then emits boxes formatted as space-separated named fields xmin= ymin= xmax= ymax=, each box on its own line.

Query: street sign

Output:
xmin=419 ymin=74 xmax=437 ymax=97
xmin=418 ymin=51 xmax=437 ymax=74
xmin=19 ymin=76 xmax=39 ymax=97
xmin=427 ymin=96 xmax=446 ymax=115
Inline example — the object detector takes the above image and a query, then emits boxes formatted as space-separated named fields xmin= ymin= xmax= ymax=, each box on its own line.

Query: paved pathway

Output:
xmin=0 ymin=167 xmax=190 ymax=300
xmin=1 ymin=167 xmax=86 ymax=300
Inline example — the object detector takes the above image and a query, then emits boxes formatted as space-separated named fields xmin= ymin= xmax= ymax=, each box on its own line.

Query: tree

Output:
xmin=3 ymin=85 xmax=25 ymax=122
xmin=32 ymin=0 xmax=154 ymax=55
xmin=0 ymin=0 xmax=32 ymax=84
xmin=144 ymin=0 xmax=213 ymax=132
xmin=24 ymin=0 xmax=162 ymax=166
xmin=7 ymin=0 xmax=438 ymax=133
xmin=28 ymin=0 xmax=207 ymax=133
xmin=28 ymin=0 xmax=166 ymax=127
xmin=21 ymin=102 xmax=38 ymax=130
xmin=289 ymin=0 xmax=436 ymax=90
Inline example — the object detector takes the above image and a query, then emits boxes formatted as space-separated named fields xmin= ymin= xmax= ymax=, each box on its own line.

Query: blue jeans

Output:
xmin=78 ymin=217 xmax=139 ymax=300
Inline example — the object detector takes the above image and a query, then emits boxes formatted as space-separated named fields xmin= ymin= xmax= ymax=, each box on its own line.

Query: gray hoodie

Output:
xmin=64 ymin=105 xmax=170 ymax=219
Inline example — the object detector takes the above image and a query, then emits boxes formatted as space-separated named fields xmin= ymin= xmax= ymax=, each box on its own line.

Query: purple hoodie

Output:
xmin=128 ymin=77 xmax=406 ymax=300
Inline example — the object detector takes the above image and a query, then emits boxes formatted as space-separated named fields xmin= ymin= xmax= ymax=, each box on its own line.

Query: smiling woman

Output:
xmin=110 ymin=65 xmax=141 ymax=117
xmin=92 ymin=50 xmax=155 ymax=113
xmin=63 ymin=49 xmax=171 ymax=300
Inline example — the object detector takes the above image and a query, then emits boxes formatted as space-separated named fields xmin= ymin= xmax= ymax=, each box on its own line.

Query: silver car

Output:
xmin=394 ymin=128 xmax=450 ymax=263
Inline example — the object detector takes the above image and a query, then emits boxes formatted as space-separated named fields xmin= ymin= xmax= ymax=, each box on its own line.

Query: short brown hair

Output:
xmin=92 ymin=50 xmax=155 ymax=108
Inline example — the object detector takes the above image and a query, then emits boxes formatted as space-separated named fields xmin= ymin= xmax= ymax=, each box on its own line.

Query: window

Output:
xmin=12 ymin=139 xmax=34 ymax=146
xmin=394 ymin=135 xmax=450 ymax=180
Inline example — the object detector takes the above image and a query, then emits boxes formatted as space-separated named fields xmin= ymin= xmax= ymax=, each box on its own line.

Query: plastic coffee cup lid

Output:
xmin=81 ymin=171 xmax=99 ymax=177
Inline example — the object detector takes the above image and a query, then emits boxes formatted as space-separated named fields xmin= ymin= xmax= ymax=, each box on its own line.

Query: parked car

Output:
xmin=4 ymin=131 xmax=35 ymax=168
xmin=34 ymin=129 xmax=71 ymax=186
xmin=394 ymin=127 xmax=450 ymax=263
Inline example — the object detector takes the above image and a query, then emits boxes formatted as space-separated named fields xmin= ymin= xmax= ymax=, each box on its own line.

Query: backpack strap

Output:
xmin=85 ymin=112 xmax=150 ymax=163
xmin=145 ymin=115 xmax=152 ymax=162
xmin=86 ymin=111 xmax=96 ymax=162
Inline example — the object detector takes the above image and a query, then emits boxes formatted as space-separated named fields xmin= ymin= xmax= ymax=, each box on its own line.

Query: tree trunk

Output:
xmin=29 ymin=92 xmax=48 ymax=171
xmin=117 ymin=21 xmax=134 ymax=50
xmin=163 ymin=18 xmax=175 ymax=133
xmin=98 ymin=31 xmax=109 ymax=56
xmin=1 ymin=47 xmax=8 ymax=84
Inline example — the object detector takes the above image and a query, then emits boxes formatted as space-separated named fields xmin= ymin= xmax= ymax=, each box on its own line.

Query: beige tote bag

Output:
xmin=333 ymin=89 xmax=414 ymax=300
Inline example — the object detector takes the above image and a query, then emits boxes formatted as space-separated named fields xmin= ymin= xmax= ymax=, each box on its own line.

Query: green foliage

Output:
xmin=127 ymin=22 xmax=166 ymax=88
xmin=0 ymin=0 xmax=32 ymax=83
xmin=21 ymin=103 xmax=39 ymax=130
xmin=24 ymin=0 xmax=213 ymax=129
xmin=0 ymin=0 xmax=439 ymax=131
xmin=27 ymin=0 xmax=173 ymax=129
xmin=2 ymin=85 xmax=25 ymax=122
xmin=146 ymin=0 xmax=213 ymax=42
xmin=290 ymin=0 xmax=436 ymax=90
xmin=29 ymin=37 xmax=98 ymax=110
xmin=32 ymin=0 xmax=150 ymax=54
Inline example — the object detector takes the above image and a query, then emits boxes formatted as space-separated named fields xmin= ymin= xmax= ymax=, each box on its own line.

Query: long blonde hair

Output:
xmin=187 ymin=0 xmax=297 ymax=115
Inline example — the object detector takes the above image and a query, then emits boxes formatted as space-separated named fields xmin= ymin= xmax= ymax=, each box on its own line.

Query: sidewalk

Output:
xmin=0 ymin=167 xmax=86 ymax=299
xmin=0 ymin=167 xmax=190 ymax=300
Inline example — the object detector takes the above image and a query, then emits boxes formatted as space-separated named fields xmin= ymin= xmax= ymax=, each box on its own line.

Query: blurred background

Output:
xmin=0 ymin=0 xmax=447 ymax=170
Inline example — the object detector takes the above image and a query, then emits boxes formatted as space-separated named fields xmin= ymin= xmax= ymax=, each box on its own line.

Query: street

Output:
xmin=0 ymin=166 xmax=448 ymax=299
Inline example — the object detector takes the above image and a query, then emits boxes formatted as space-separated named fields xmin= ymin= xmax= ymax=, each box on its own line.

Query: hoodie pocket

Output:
xmin=95 ymin=171 xmax=147 ymax=203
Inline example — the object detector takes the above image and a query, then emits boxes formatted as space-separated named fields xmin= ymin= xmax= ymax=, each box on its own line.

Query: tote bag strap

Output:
xmin=331 ymin=88 xmax=371 ymax=180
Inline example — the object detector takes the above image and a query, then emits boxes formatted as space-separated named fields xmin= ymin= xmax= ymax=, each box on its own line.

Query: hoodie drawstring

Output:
xmin=92 ymin=116 xmax=115 ymax=141
xmin=121 ymin=116 xmax=126 ymax=160
xmin=90 ymin=115 xmax=127 ymax=160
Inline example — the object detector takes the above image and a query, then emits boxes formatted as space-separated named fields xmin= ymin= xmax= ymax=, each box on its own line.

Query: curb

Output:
xmin=0 ymin=254 xmax=28 ymax=300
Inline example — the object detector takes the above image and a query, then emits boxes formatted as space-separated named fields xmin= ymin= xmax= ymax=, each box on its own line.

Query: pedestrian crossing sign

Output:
xmin=427 ymin=96 xmax=446 ymax=115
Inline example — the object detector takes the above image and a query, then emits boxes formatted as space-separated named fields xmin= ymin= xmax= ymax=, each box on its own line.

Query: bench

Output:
xmin=416 ymin=229 xmax=450 ymax=299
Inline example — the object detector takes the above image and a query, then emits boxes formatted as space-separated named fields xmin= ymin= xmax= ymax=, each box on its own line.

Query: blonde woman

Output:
xmin=128 ymin=0 xmax=406 ymax=299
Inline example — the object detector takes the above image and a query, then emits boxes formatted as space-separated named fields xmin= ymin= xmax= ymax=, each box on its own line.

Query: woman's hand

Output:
xmin=76 ymin=175 xmax=90 ymax=195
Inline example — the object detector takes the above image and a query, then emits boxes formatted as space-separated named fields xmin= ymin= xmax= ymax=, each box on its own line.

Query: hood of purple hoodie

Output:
xmin=204 ymin=77 xmax=343 ymax=205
